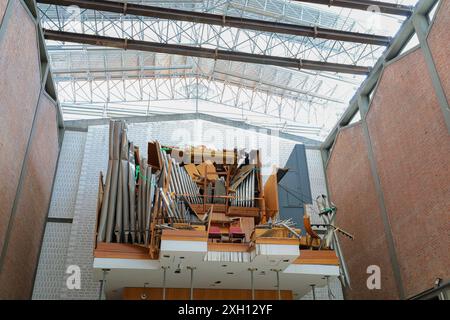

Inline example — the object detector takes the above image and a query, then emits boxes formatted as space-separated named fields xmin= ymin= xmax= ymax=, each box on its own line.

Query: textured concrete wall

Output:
xmin=0 ymin=1 xmax=61 ymax=299
xmin=367 ymin=48 xmax=450 ymax=298
xmin=327 ymin=124 xmax=399 ymax=299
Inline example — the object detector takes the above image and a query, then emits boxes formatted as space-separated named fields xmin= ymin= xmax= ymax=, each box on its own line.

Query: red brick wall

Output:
xmin=0 ymin=94 xmax=59 ymax=299
xmin=0 ymin=1 xmax=60 ymax=299
xmin=367 ymin=48 xmax=450 ymax=298
xmin=327 ymin=123 xmax=399 ymax=299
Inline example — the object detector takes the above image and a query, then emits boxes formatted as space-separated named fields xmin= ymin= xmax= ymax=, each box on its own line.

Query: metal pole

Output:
xmin=187 ymin=266 xmax=196 ymax=300
xmin=249 ymin=268 xmax=257 ymax=300
xmin=310 ymin=284 xmax=316 ymax=300
xmin=99 ymin=269 xmax=110 ymax=300
xmin=276 ymin=270 xmax=281 ymax=300
xmin=271 ymin=269 xmax=281 ymax=300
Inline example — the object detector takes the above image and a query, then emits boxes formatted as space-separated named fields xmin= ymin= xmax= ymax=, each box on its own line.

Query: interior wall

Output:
xmin=326 ymin=1 xmax=450 ymax=300
xmin=0 ymin=0 xmax=61 ymax=299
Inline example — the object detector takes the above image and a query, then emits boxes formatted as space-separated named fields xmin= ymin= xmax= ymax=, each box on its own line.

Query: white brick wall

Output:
xmin=33 ymin=119 xmax=342 ymax=300
xmin=32 ymin=131 xmax=87 ymax=299
xmin=32 ymin=223 xmax=72 ymax=299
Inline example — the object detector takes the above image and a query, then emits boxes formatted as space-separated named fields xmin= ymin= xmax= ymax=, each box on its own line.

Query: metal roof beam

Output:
xmin=43 ymin=29 xmax=371 ymax=75
xmin=36 ymin=0 xmax=391 ymax=45
xmin=293 ymin=0 xmax=414 ymax=16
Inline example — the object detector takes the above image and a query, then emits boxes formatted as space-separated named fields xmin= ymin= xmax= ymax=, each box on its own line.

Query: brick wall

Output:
xmin=367 ymin=48 xmax=450 ymax=298
xmin=327 ymin=124 xmax=399 ymax=299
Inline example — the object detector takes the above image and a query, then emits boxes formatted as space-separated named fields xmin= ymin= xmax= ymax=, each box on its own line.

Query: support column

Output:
xmin=271 ymin=269 xmax=282 ymax=300
xmin=358 ymin=95 xmax=405 ymax=299
xmin=162 ymin=266 xmax=168 ymax=300
xmin=412 ymin=10 xmax=450 ymax=133
xmin=98 ymin=269 xmax=110 ymax=300
xmin=325 ymin=276 xmax=332 ymax=300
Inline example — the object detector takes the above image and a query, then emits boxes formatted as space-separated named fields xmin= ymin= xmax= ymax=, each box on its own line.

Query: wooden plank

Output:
xmin=94 ymin=242 xmax=153 ymax=259
xmin=191 ymin=203 xmax=226 ymax=213
xmin=227 ymin=206 xmax=260 ymax=217
xmin=240 ymin=217 xmax=254 ymax=242
xmin=161 ymin=229 xmax=208 ymax=242
xmin=184 ymin=163 xmax=200 ymax=181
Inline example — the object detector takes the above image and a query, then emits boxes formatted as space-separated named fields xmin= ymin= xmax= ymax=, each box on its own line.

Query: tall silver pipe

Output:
xmin=97 ymin=122 xmax=115 ymax=242
xmin=178 ymin=164 xmax=193 ymax=204
xmin=128 ymin=142 xmax=136 ymax=244
xmin=106 ymin=121 xmax=121 ymax=242
xmin=183 ymin=168 xmax=197 ymax=204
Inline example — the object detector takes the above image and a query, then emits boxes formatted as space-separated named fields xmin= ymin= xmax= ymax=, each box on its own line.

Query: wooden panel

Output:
xmin=161 ymin=229 xmax=208 ymax=242
xmin=227 ymin=206 xmax=260 ymax=217
xmin=184 ymin=163 xmax=200 ymax=180
xmin=263 ymin=173 xmax=279 ymax=218
xmin=196 ymin=161 xmax=219 ymax=180
xmin=255 ymin=238 xmax=299 ymax=245
xmin=293 ymin=250 xmax=339 ymax=265
xmin=123 ymin=287 xmax=293 ymax=300
xmin=208 ymin=242 xmax=250 ymax=252
xmin=191 ymin=203 xmax=226 ymax=213
xmin=94 ymin=242 xmax=152 ymax=259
